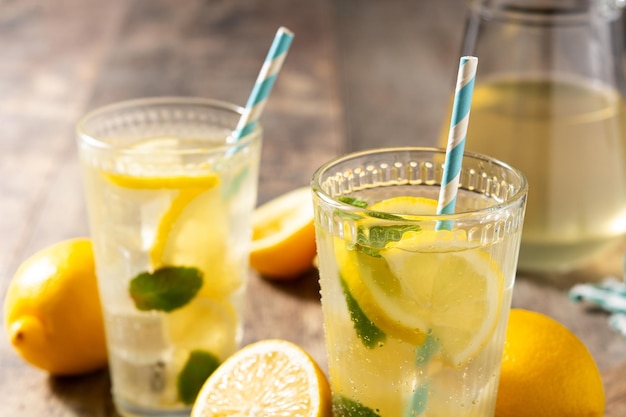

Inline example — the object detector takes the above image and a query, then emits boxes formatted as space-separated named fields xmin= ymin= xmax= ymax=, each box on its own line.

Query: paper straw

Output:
xmin=436 ymin=56 xmax=478 ymax=230
xmin=408 ymin=57 xmax=479 ymax=417
xmin=231 ymin=26 xmax=294 ymax=142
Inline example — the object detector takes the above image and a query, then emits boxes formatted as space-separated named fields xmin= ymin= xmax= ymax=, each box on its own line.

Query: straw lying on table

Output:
xmin=231 ymin=26 xmax=294 ymax=142
xmin=436 ymin=56 xmax=478 ymax=230
xmin=570 ymin=274 xmax=626 ymax=338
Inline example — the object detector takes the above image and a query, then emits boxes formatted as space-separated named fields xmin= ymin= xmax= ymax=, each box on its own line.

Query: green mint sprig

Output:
xmin=333 ymin=395 xmax=381 ymax=417
xmin=339 ymin=196 xmax=421 ymax=257
xmin=129 ymin=266 xmax=203 ymax=312
xmin=340 ymin=275 xmax=386 ymax=349
xmin=177 ymin=350 xmax=221 ymax=405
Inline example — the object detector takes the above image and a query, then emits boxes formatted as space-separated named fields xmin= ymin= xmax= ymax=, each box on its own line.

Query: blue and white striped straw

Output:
xmin=231 ymin=26 xmax=294 ymax=142
xmin=408 ymin=57 xmax=479 ymax=417
xmin=436 ymin=56 xmax=478 ymax=230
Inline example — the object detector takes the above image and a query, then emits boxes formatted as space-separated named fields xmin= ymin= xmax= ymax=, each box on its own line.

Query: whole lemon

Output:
xmin=495 ymin=309 xmax=605 ymax=417
xmin=4 ymin=238 xmax=108 ymax=375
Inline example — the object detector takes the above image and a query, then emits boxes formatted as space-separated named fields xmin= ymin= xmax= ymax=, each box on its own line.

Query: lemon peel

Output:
xmin=4 ymin=238 xmax=107 ymax=375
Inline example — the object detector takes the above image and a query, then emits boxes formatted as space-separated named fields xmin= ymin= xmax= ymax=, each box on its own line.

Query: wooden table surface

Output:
xmin=0 ymin=0 xmax=624 ymax=415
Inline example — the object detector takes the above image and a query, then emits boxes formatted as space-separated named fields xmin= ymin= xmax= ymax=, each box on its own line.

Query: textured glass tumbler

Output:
xmin=312 ymin=147 xmax=527 ymax=417
xmin=77 ymin=97 xmax=262 ymax=417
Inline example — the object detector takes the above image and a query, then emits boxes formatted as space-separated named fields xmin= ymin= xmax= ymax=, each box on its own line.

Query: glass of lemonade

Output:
xmin=76 ymin=97 xmax=262 ymax=416
xmin=312 ymin=147 xmax=527 ymax=417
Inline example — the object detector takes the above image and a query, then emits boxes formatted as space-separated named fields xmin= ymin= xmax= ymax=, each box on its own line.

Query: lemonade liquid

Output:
xmin=79 ymin=135 xmax=260 ymax=415
xmin=314 ymin=183 xmax=525 ymax=417
xmin=440 ymin=77 xmax=626 ymax=272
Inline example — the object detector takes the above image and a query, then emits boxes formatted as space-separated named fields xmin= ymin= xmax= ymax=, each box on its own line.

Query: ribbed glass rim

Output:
xmin=76 ymin=96 xmax=262 ymax=156
xmin=311 ymin=146 xmax=528 ymax=222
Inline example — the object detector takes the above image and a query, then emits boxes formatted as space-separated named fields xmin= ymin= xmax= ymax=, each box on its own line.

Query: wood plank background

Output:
xmin=0 ymin=0 xmax=624 ymax=415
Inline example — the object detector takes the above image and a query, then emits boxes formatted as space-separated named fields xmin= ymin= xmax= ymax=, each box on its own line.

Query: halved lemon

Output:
xmin=191 ymin=339 xmax=332 ymax=417
xmin=249 ymin=187 xmax=316 ymax=280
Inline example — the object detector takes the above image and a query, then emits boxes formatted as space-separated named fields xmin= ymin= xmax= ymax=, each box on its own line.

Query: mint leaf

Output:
xmin=340 ymin=275 xmax=386 ymax=349
xmin=354 ymin=224 xmax=421 ymax=257
xmin=339 ymin=196 xmax=368 ymax=208
xmin=177 ymin=350 xmax=220 ymax=405
xmin=333 ymin=395 xmax=381 ymax=417
xmin=335 ymin=197 xmax=368 ymax=221
xmin=129 ymin=266 xmax=203 ymax=312
xmin=338 ymin=197 xmax=422 ymax=257
xmin=366 ymin=211 xmax=405 ymax=221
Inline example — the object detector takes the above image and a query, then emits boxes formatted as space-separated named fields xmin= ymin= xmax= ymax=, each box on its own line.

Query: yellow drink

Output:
xmin=441 ymin=78 xmax=626 ymax=272
xmin=77 ymin=99 xmax=262 ymax=416
xmin=312 ymin=149 xmax=527 ymax=417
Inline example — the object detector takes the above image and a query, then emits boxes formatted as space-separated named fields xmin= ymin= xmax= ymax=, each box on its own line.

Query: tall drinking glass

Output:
xmin=312 ymin=147 xmax=527 ymax=417
xmin=76 ymin=97 xmax=262 ymax=416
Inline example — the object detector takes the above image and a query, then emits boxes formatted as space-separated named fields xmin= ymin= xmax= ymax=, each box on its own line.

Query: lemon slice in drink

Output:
xmin=381 ymin=230 xmax=503 ymax=366
xmin=102 ymin=138 xmax=220 ymax=190
xmin=335 ymin=196 xmax=438 ymax=346
xmin=104 ymin=159 xmax=242 ymax=298
xmin=150 ymin=183 xmax=243 ymax=298
xmin=369 ymin=196 xmax=438 ymax=216
xmin=104 ymin=172 xmax=220 ymax=189
xmin=336 ymin=243 xmax=428 ymax=346
xmin=164 ymin=296 xmax=237 ymax=360
xmin=339 ymin=195 xmax=503 ymax=366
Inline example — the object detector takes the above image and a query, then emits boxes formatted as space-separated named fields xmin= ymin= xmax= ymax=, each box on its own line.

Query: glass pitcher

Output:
xmin=442 ymin=0 xmax=626 ymax=273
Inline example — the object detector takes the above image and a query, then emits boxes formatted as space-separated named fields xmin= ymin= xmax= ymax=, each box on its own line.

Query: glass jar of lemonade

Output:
xmin=442 ymin=0 xmax=626 ymax=273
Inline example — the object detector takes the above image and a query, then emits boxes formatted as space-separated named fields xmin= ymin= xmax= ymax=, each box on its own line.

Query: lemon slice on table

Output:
xmin=339 ymin=196 xmax=503 ymax=366
xmin=191 ymin=339 xmax=332 ymax=417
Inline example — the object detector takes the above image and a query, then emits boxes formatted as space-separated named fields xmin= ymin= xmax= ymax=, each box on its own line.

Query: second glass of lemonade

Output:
xmin=77 ymin=97 xmax=262 ymax=416
xmin=312 ymin=147 xmax=527 ymax=417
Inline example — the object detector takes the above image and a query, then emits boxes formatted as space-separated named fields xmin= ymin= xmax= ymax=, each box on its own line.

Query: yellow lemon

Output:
xmin=249 ymin=187 xmax=316 ymax=280
xmin=191 ymin=339 xmax=332 ymax=417
xmin=3 ymin=238 xmax=108 ymax=375
xmin=495 ymin=309 xmax=605 ymax=417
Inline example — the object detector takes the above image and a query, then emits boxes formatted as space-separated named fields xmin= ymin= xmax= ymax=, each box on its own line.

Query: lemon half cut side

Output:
xmin=250 ymin=187 xmax=316 ymax=280
xmin=191 ymin=339 xmax=332 ymax=417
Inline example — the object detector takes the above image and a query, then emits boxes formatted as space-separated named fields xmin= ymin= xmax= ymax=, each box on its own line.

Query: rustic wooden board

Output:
xmin=0 ymin=0 xmax=623 ymax=415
